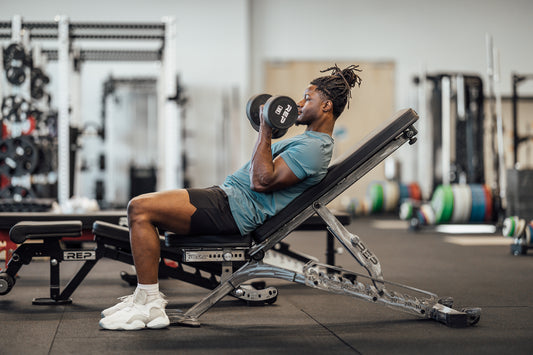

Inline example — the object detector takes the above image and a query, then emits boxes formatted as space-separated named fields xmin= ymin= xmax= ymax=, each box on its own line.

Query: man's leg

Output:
xmin=127 ymin=189 xmax=196 ymax=284
xmin=100 ymin=189 xmax=196 ymax=330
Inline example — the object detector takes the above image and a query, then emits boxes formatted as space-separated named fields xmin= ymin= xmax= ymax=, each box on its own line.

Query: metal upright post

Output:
xmin=158 ymin=17 xmax=180 ymax=191
xmin=57 ymin=16 xmax=71 ymax=205
xmin=10 ymin=15 xmax=21 ymax=42
xmin=441 ymin=76 xmax=451 ymax=185
xmin=493 ymin=48 xmax=506 ymax=209
xmin=417 ymin=67 xmax=432 ymax=198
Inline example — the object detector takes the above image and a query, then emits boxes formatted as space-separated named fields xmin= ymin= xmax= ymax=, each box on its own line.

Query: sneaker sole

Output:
xmin=147 ymin=316 xmax=170 ymax=329
xmin=99 ymin=319 xmax=146 ymax=331
xmin=99 ymin=316 xmax=169 ymax=331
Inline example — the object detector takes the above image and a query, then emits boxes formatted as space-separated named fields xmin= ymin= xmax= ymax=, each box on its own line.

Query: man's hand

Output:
xmin=249 ymin=106 xmax=300 ymax=193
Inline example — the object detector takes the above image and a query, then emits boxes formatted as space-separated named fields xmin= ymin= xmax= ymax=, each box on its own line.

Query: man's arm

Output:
xmin=249 ymin=107 xmax=301 ymax=193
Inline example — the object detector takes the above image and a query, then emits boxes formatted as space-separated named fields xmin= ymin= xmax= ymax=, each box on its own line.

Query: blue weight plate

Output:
xmin=469 ymin=184 xmax=486 ymax=222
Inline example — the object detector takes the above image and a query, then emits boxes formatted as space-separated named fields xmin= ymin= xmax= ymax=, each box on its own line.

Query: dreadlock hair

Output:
xmin=310 ymin=64 xmax=362 ymax=119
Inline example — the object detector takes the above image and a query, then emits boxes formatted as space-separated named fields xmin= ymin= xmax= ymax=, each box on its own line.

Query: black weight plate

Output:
xmin=0 ymin=185 xmax=35 ymax=201
xmin=0 ymin=139 xmax=15 ymax=176
xmin=10 ymin=136 xmax=38 ymax=176
xmin=263 ymin=95 xmax=298 ymax=129
xmin=246 ymin=94 xmax=272 ymax=131
xmin=272 ymin=128 xmax=288 ymax=139
xmin=6 ymin=67 xmax=26 ymax=86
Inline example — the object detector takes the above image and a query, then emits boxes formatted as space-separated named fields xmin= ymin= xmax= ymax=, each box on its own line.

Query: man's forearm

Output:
xmin=249 ymin=127 xmax=274 ymax=191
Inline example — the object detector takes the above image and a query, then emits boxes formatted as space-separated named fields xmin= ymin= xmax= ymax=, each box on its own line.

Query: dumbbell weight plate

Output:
xmin=246 ymin=94 xmax=272 ymax=131
xmin=263 ymin=96 xmax=298 ymax=130
xmin=272 ymin=128 xmax=287 ymax=139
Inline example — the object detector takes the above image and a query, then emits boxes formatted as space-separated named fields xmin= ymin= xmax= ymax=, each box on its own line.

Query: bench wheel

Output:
xmin=0 ymin=272 xmax=15 ymax=295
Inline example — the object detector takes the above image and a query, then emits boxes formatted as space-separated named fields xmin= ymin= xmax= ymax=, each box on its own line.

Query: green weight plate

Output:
xmin=431 ymin=185 xmax=454 ymax=224
xmin=502 ymin=216 xmax=517 ymax=237
xmin=369 ymin=182 xmax=384 ymax=213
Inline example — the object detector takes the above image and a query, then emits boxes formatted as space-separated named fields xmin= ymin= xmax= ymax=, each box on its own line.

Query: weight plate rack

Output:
xmin=1 ymin=15 xmax=179 ymax=206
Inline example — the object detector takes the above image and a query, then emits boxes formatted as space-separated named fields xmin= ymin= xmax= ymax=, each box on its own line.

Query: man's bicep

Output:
xmin=268 ymin=155 xmax=302 ymax=190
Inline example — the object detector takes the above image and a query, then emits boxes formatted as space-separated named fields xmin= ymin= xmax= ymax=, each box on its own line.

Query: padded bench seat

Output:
xmin=10 ymin=221 xmax=83 ymax=244
xmin=92 ymin=220 xmax=252 ymax=248
xmin=165 ymin=234 xmax=252 ymax=248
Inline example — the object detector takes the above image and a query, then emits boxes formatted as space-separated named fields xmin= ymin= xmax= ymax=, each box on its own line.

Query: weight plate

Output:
xmin=263 ymin=95 xmax=298 ymax=129
xmin=482 ymin=185 xmax=493 ymax=222
xmin=6 ymin=66 xmax=26 ymax=86
xmin=368 ymin=182 xmax=384 ymax=213
xmin=384 ymin=181 xmax=400 ymax=212
xmin=502 ymin=216 xmax=517 ymax=237
xmin=0 ymin=185 xmax=35 ymax=201
xmin=526 ymin=222 xmax=533 ymax=244
xmin=469 ymin=184 xmax=486 ymax=223
xmin=399 ymin=183 xmax=410 ymax=203
xmin=451 ymin=184 xmax=471 ymax=223
xmin=416 ymin=210 xmax=427 ymax=225
xmin=408 ymin=182 xmax=422 ymax=201
xmin=431 ymin=185 xmax=453 ymax=224
xmin=399 ymin=201 xmax=413 ymax=220
xmin=516 ymin=218 xmax=526 ymax=238
xmin=0 ymin=139 xmax=15 ymax=176
xmin=345 ymin=197 xmax=363 ymax=217
xmin=0 ymin=137 xmax=38 ymax=177
xmin=272 ymin=128 xmax=288 ymax=139
xmin=420 ymin=203 xmax=436 ymax=225
xmin=246 ymin=94 xmax=272 ymax=131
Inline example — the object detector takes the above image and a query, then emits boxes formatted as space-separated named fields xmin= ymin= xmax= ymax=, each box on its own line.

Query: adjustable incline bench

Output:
xmin=159 ymin=108 xmax=480 ymax=328
xmin=0 ymin=108 xmax=481 ymax=328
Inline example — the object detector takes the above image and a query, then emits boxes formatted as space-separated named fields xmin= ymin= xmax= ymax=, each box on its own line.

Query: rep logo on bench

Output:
xmin=63 ymin=251 xmax=96 ymax=261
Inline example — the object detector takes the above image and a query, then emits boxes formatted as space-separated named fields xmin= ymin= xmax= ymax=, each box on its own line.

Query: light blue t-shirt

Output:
xmin=220 ymin=131 xmax=334 ymax=235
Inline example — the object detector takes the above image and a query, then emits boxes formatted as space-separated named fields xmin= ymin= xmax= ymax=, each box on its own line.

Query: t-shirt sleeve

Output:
xmin=278 ymin=139 xmax=324 ymax=180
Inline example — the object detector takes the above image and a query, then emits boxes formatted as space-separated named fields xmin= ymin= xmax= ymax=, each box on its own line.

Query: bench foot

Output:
xmin=32 ymin=297 xmax=72 ymax=305
xmin=167 ymin=309 xmax=201 ymax=327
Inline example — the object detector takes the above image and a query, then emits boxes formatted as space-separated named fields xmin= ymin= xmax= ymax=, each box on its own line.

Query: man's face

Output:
xmin=296 ymin=85 xmax=326 ymax=126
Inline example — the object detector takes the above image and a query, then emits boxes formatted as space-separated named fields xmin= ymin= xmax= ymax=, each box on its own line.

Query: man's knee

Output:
xmin=127 ymin=194 xmax=152 ymax=223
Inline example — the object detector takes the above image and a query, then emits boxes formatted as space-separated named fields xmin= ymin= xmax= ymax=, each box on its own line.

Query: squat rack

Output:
xmin=0 ymin=15 xmax=180 ymax=205
xmin=511 ymin=73 xmax=533 ymax=167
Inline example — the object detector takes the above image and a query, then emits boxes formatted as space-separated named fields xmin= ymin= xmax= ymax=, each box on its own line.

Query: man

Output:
xmin=99 ymin=64 xmax=362 ymax=330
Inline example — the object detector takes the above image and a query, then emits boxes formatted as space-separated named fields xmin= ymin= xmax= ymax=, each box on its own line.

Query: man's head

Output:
xmin=310 ymin=64 xmax=362 ymax=119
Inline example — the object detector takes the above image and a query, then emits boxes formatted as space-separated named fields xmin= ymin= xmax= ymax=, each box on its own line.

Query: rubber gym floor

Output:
xmin=0 ymin=216 xmax=532 ymax=355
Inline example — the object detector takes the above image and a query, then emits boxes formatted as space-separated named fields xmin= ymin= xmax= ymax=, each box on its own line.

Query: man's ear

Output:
xmin=322 ymin=99 xmax=333 ymax=113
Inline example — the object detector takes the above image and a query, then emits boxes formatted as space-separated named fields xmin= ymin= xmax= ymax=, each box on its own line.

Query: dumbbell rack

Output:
xmin=0 ymin=15 xmax=180 ymax=207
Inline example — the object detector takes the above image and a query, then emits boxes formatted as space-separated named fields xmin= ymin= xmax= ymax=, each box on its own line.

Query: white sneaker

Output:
xmin=99 ymin=290 xmax=170 ymax=330
xmin=101 ymin=294 xmax=134 ymax=318
xmin=100 ymin=291 xmax=166 ymax=318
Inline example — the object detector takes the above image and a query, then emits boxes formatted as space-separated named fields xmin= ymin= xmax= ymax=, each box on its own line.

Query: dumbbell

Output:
xmin=246 ymin=94 xmax=298 ymax=138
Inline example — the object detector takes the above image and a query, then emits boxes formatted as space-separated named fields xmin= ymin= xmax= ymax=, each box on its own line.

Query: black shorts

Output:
xmin=187 ymin=186 xmax=240 ymax=235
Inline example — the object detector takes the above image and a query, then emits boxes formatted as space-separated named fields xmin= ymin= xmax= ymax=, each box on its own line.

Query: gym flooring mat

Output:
xmin=1 ymin=217 xmax=531 ymax=355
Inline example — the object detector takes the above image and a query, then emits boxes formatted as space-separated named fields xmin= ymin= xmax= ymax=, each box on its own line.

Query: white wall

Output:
xmin=1 ymin=0 xmax=532 ymax=197
xmin=251 ymin=0 xmax=533 ymax=105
